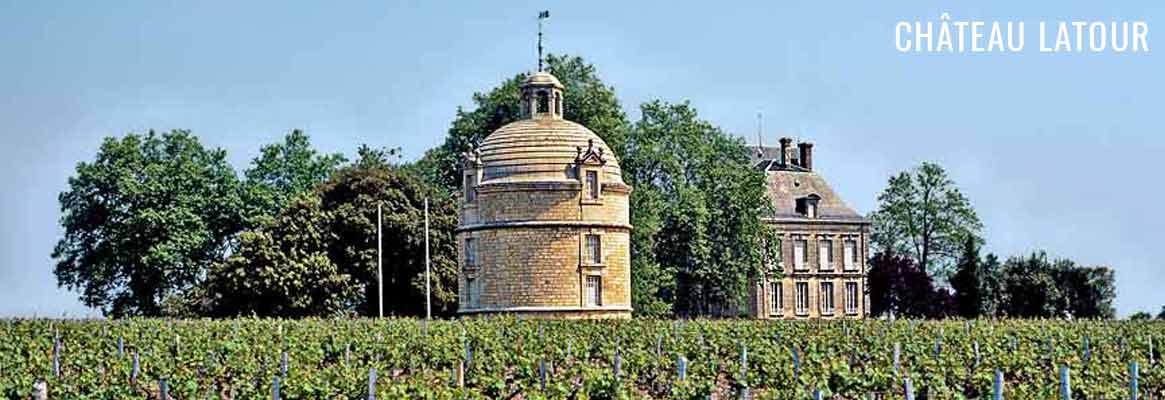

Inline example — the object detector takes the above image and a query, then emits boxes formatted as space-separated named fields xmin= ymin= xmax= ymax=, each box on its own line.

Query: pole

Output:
xmin=425 ymin=197 xmax=431 ymax=320
xmin=377 ymin=203 xmax=383 ymax=318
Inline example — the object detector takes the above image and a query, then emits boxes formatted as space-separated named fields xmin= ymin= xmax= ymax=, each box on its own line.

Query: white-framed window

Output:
xmin=465 ymin=238 xmax=477 ymax=267
xmin=466 ymin=278 xmax=480 ymax=308
xmin=585 ymin=234 xmax=602 ymax=264
xmin=795 ymin=282 xmax=809 ymax=315
xmin=770 ymin=281 xmax=783 ymax=315
xmin=820 ymin=282 xmax=835 ymax=314
xmin=793 ymin=240 xmax=807 ymax=270
xmin=807 ymin=202 xmax=817 ymax=218
xmin=818 ymin=239 xmax=833 ymax=271
xmin=585 ymin=170 xmax=600 ymax=199
xmin=843 ymin=240 xmax=857 ymax=270
xmin=464 ymin=174 xmax=476 ymax=202
xmin=585 ymin=275 xmax=602 ymax=306
xmin=845 ymin=282 xmax=859 ymax=314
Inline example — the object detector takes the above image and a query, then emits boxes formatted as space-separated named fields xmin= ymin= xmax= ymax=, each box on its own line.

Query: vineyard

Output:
xmin=1 ymin=318 xmax=1163 ymax=399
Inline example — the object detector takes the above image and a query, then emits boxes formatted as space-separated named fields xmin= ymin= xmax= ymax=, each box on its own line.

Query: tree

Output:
xmin=201 ymin=146 xmax=460 ymax=317
xmin=200 ymin=194 xmax=359 ymax=317
xmin=53 ymin=130 xmax=244 ymax=317
xmin=241 ymin=130 xmax=346 ymax=228
xmin=950 ymin=236 xmax=982 ymax=318
xmin=622 ymin=100 xmax=774 ymax=316
xmin=996 ymin=251 xmax=1116 ymax=319
xmin=867 ymin=252 xmax=953 ymax=318
xmin=1130 ymin=311 xmax=1153 ymax=321
xmin=979 ymin=253 xmax=1002 ymax=317
xmin=415 ymin=54 xmax=629 ymax=191
xmin=870 ymin=162 xmax=983 ymax=279
xmin=319 ymin=146 xmax=460 ymax=317
xmin=1158 ymin=305 xmax=1165 ymax=320
xmin=1051 ymin=260 xmax=1115 ymax=319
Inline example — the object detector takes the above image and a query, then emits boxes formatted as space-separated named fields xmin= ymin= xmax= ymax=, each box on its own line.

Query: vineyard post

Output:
xmin=1060 ymin=365 xmax=1071 ymax=400
xmin=814 ymin=388 xmax=823 ymax=400
xmin=791 ymin=345 xmax=801 ymax=381
xmin=677 ymin=355 xmax=687 ymax=381
xmin=32 ymin=380 xmax=47 ymax=400
xmin=272 ymin=376 xmax=281 ymax=400
xmin=117 ymin=335 xmax=124 ymax=358
xmin=160 ymin=377 xmax=169 ymax=400
xmin=539 ymin=358 xmax=547 ymax=392
xmin=974 ymin=341 xmax=981 ymax=368
xmin=993 ymin=369 xmax=1003 ymax=400
xmin=1083 ymin=335 xmax=1091 ymax=364
xmin=1150 ymin=336 xmax=1155 ymax=365
xmin=1130 ymin=361 xmax=1139 ymax=400
xmin=131 ymin=351 xmax=140 ymax=384
xmin=52 ymin=333 xmax=60 ymax=378
xmin=893 ymin=342 xmax=901 ymax=376
xmin=368 ymin=367 xmax=377 ymax=400
xmin=904 ymin=378 xmax=915 ymax=400
xmin=614 ymin=351 xmax=622 ymax=381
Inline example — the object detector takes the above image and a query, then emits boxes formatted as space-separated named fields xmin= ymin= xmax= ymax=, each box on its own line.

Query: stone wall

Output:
xmin=749 ymin=220 xmax=870 ymax=319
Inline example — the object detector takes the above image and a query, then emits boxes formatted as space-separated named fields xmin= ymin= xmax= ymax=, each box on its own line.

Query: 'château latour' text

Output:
xmin=896 ymin=14 xmax=1149 ymax=53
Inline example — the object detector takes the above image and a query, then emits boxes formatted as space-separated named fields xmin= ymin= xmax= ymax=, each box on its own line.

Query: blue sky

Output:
xmin=1 ymin=1 xmax=1161 ymax=317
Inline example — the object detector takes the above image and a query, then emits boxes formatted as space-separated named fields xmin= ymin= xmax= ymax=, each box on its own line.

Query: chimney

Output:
xmin=798 ymin=141 xmax=814 ymax=171
xmin=779 ymin=137 xmax=793 ymax=167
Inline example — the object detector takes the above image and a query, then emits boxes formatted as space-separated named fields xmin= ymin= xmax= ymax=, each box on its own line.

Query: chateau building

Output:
xmin=457 ymin=71 xmax=633 ymax=319
xmin=748 ymin=138 xmax=870 ymax=319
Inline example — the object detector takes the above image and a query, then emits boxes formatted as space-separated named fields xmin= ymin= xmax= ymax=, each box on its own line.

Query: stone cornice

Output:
xmin=457 ymin=220 xmax=633 ymax=233
xmin=458 ymin=305 xmax=632 ymax=314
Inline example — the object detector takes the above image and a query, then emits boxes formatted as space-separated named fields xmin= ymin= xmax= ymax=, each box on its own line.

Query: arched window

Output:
xmin=555 ymin=92 xmax=562 ymax=115
xmin=537 ymin=91 xmax=549 ymax=113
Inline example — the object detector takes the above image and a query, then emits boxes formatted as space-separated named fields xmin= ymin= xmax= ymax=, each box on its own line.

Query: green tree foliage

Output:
xmin=621 ymin=100 xmax=773 ymax=316
xmin=53 ymin=130 xmax=244 ymax=317
xmin=241 ymin=130 xmax=346 ymax=228
xmin=1159 ymin=305 xmax=1165 ymax=320
xmin=997 ymin=251 xmax=1116 ymax=319
xmin=1130 ymin=311 xmax=1153 ymax=321
xmin=979 ymin=253 xmax=1002 ymax=317
xmin=415 ymin=54 xmax=629 ymax=191
xmin=950 ymin=236 xmax=983 ymax=318
xmin=870 ymin=162 xmax=983 ymax=278
xmin=201 ymin=194 xmax=359 ymax=317
xmin=320 ymin=147 xmax=460 ymax=317
xmin=867 ymin=252 xmax=954 ymax=318
xmin=202 ymin=146 xmax=459 ymax=317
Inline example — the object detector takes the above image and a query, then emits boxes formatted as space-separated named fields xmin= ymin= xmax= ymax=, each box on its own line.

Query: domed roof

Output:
xmin=524 ymin=71 xmax=564 ymax=89
xmin=477 ymin=118 xmax=624 ymax=185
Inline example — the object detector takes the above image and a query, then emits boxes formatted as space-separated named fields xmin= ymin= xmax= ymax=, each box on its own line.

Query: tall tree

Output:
xmin=621 ymin=100 xmax=773 ymax=316
xmin=242 ymin=130 xmax=346 ymax=227
xmin=979 ymin=253 xmax=1002 ymax=317
xmin=870 ymin=162 xmax=982 ymax=279
xmin=867 ymin=252 xmax=953 ymax=318
xmin=1051 ymin=260 xmax=1116 ymax=319
xmin=200 ymin=193 xmax=359 ymax=317
xmin=949 ymin=236 xmax=983 ymax=318
xmin=1157 ymin=305 xmax=1165 ymax=320
xmin=53 ymin=130 xmax=244 ymax=317
xmin=414 ymin=54 xmax=629 ymax=191
xmin=997 ymin=252 xmax=1061 ymax=318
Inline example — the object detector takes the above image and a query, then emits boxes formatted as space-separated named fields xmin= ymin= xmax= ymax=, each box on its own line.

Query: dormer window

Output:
xmin=586 ymin=170 xmax=599 ymax=199
xmin=796 ymin=194 xmax=821 ymax=218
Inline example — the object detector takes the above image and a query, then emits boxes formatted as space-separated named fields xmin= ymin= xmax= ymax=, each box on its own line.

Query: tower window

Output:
xmin=464 ymin=174 xmax=476 ymax=203
xmin=465 ymin=238 xmax=477 ymax=268
xmin=585 ymin=275 xmax=602 ymax=306
xmin=586 ymin=170 xmax=599 ymax=199
xmin=466 ymin=278 xmax=480 ymax=308
xmin=537 ymin=91 xmax=549 ymax=113
xmin=586 ymin=234 xmax=602 ymax=264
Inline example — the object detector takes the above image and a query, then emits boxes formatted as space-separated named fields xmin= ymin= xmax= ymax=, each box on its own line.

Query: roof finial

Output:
xmin=538 ymin=10 xmax=550 ymax=71
xmin=756 ymin=110 xmax=764 ymax=150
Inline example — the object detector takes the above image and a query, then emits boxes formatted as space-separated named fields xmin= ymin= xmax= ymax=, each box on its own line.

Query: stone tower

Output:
xmin=457 ymin=71 xmax=633 ymax=319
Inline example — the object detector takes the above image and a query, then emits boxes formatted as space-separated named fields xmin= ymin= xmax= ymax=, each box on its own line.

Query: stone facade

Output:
xmin=747 ymin=138 xmax=871 ymax=319
xmin=457 ymin=71 xmax=632 ymax=319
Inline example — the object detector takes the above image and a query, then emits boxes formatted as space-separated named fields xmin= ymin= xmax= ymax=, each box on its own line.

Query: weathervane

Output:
xmin=538 ymin=10 xmax=550 ymax=71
